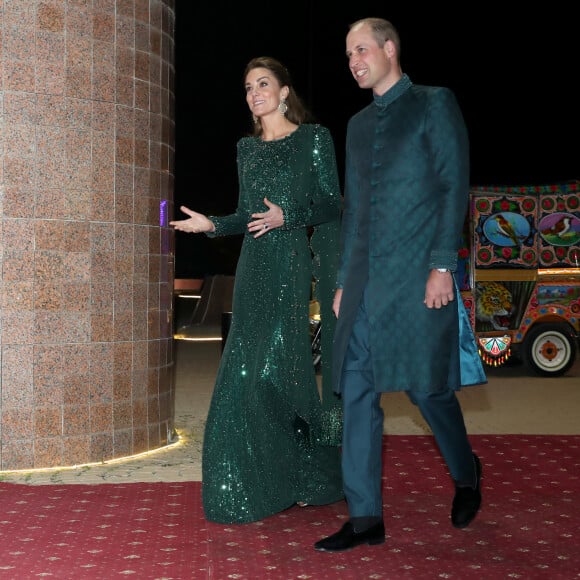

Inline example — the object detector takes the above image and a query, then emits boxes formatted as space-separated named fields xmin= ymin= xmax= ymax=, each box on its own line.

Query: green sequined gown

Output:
xmin=201 ymin=124 xmax=344 ymax=524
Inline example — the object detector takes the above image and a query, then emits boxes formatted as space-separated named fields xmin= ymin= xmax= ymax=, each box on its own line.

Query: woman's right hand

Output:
xmin=169 ymin=206 xmax=215 ymax=233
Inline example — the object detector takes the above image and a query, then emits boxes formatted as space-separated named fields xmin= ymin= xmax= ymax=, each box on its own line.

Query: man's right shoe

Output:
xmin=314 ymin=521 xmax=385 ymax=552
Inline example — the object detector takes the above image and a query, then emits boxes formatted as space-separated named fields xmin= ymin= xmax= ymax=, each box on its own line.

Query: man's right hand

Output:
xmin=333 ymin=288 xmax=343 ymax=318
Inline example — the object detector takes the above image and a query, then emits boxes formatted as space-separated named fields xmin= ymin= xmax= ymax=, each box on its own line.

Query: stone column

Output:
xmin=0 ymin=0 xmax=176 ymax=470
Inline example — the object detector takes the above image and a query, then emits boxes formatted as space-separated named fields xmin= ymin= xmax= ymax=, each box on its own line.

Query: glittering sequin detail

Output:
xmin=202 ymin=124 xmax=344 ymax=523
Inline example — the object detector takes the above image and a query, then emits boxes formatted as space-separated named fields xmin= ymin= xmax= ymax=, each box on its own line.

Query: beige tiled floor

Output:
xmin=1 ymin=340 xmax=579 ymax=486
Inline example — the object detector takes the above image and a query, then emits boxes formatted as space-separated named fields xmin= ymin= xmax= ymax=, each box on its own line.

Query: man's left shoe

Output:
xmin=451 ymin=453 xmax=482 ymax=528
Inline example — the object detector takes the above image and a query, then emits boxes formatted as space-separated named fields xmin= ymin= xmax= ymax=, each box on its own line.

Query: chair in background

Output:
xmin=174 ymin=275 xmax=235 ymax=341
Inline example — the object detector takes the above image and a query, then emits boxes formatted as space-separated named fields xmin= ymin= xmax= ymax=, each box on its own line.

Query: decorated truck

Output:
xmin=458 ymin=180 xmax=580 ymax=376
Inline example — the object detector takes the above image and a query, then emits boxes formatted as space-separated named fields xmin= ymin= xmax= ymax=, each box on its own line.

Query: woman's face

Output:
xmin=244 ymin=67 xmax=288 ymax=121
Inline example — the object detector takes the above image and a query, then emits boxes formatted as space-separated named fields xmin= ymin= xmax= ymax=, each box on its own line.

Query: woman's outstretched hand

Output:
xmin=169 ymin=206 xmax=215 ymax=234
xmin=248 ymin=197 xmax=284 ymax=238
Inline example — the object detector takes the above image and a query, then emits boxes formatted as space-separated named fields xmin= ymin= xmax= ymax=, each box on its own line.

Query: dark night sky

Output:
xmin=173 ymin=3 xmax=578 ymax=278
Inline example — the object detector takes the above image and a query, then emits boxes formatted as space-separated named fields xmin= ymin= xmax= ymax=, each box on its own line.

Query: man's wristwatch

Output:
xmin=436 ymin=268 xmax=449 ymax=273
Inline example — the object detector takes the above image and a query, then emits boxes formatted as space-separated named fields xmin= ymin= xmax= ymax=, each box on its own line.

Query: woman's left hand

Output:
xmin=248 ymin=197 xmax=284 ymax=238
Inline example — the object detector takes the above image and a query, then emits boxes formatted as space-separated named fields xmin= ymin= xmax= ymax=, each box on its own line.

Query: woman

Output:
xmin=170 ymin=56 xmax=343 ymax=523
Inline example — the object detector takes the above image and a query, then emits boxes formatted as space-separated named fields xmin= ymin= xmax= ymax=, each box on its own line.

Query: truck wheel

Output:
xmin=522 ymin=323 xmax=577 ymax=377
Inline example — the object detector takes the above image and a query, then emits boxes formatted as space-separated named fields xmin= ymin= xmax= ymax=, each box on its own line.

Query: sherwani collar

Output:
xmin=373 ymin=74 xmax=412 ymax=109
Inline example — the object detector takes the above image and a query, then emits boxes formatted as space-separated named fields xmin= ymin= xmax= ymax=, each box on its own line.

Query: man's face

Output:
xmin=346 ymin=23 xmax=392 ymax=93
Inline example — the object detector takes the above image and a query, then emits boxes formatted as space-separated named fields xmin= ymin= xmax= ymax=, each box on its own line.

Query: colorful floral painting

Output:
xmin=471 ymin=185 xmax=580 ymax=269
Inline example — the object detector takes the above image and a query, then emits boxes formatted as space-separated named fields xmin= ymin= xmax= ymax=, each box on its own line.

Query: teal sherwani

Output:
xmin=333 ymin=75 xmax=486 ymax=521
xmin=334 ymin=74 xmax=485 ymax=394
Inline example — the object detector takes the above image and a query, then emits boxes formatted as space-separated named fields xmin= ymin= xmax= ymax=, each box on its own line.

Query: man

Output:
xmin=314 ymin=18 xmax=487 ymax=553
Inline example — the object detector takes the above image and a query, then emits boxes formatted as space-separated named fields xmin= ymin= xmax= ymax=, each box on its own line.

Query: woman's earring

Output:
xmin=278 ymin=99 xmax=288 ymax=115
xmin=252 ymin=114 xmax=258 ymax=124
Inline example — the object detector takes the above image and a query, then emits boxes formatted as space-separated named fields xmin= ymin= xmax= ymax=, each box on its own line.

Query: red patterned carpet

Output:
xmin=1 ymin=435 xmax=578 ymax=580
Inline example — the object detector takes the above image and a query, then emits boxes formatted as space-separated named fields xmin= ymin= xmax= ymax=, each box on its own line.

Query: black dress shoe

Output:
xmin=314 ymin=521 xmax=385 ymax=552
xmin=451 ymin=453 xmax=482 ymax=528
